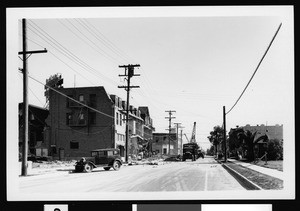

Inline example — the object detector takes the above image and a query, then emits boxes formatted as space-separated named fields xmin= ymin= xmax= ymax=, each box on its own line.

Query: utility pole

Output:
xmin=174 ymin=122 xmax=182 ymax=155
xmin=180 ymin=129 xmax=184 ymax=155
xmin=165 ymin=110 xmax=176 ymax=155
xmin=118 ymin=64 xmax=140 ymax=163
xmin=223 ymin=106 xmax=227 ymax=162
xmin=18 ymin=18 xmax=47 ymax=176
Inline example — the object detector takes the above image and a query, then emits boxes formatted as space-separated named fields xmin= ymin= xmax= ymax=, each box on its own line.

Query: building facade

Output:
xmin=19 ymin=103 xmax=49 ymax=157
xmin=45 ymin=86 xmax=126 ymax=160
xmin=45 ymin=85 xmax=155 ymax=161
xmin=152 ymin=133 xmax=178 ymax=156
xmin=242 ymin=124 xmax=283 ymax=141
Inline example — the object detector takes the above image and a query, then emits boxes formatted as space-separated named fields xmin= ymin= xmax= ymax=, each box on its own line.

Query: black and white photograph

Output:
xmin=6 ymin=6 xmax=294 ymax=201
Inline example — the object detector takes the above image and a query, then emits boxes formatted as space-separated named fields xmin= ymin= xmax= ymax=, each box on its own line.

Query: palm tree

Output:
xmin=207 ymin=126 xmax=224 ymax=157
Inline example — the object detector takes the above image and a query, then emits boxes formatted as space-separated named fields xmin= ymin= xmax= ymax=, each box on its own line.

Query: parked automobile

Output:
xmin=75 ymin=148 xmax=123 ymax=173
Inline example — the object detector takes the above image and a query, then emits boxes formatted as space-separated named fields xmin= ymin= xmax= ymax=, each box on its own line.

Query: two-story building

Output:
xmin=152 ymin=133 xmax=178 ymax=156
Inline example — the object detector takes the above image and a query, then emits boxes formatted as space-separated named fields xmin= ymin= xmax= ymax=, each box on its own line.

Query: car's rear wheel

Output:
xmin=112 ymin=161 xmax=121 ymax=171
xmin=104 ymin=167 xmax=110 ymax=171
xmin=83 ymin=163 xmax=93 ymax=173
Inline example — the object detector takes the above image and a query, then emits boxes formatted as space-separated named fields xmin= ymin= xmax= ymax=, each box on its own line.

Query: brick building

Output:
xmin=45 ymin=85 xmax=156 ymax=161
xmin=45 ymin=86 xmax=126 ymax=160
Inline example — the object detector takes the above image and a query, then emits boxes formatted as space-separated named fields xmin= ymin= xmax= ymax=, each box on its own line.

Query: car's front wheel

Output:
xmin=112 ymin=161 xmax=121 ymax=171
xmin=83 ymin=163 xmax=93 ymax=173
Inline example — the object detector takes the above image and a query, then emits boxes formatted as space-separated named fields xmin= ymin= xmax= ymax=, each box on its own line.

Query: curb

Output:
xmin=217 ymin=159 xmax=263 ymax=190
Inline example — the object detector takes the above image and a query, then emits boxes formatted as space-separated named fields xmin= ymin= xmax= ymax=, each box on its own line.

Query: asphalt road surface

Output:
xmin=19 ymin=156 xmax=245 ymax=192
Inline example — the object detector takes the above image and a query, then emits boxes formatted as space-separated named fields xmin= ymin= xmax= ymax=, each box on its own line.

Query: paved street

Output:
xmin=19 ymin=157 xmax=244 ymax=192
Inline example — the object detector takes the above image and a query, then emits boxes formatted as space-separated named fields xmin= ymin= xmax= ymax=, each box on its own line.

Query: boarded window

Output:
xmin=70 ymin=141 xmax=79 ymax=149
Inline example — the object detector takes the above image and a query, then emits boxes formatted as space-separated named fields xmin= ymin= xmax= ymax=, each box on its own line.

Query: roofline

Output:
xmin=57 ymin=85 xmax=105 ymax=90
xmin=19 ymin=102 xmax=48 ymax=111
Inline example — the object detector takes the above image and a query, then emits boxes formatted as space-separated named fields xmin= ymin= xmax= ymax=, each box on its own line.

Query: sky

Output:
xmin=8 ymin=6 xmax=294 ymax=151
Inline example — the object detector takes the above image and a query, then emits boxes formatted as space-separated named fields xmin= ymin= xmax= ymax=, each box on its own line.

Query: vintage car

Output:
xmin=75 ymin=148 xmax=123 ymax=173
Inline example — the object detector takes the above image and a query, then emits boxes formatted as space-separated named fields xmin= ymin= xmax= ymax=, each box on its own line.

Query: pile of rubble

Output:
xmin=32 ymin=160 xmax=77 ymax=169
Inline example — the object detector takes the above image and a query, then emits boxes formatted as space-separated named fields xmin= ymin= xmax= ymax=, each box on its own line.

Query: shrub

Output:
xmin=267 ymin=139 xmax=283 ymax=160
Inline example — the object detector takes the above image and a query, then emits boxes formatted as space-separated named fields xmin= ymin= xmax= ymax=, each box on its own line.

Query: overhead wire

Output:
xmin=27 ymin=20 xmax=119 ymax=87
xmin=62 ymin=19 xmax=124 ymax=65
xmin=22 ymin=30 xmax=97 ymax=85
xmin=27 ymin=74 xmax=154 ymax=137
xmin=76 ymin=18 xmax=130 ymax=64
xmin=226 ymin=23 xmax=282 ymax=115
xmin=80 ymin=18 xmax=137 ymax=63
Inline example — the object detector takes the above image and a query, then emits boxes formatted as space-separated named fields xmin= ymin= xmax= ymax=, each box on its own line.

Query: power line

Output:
xmin=28 ymin=74 xmax=115 ymax=119
xmin=27 ymin=20 xmax=118 ymax=86
xmin=27 ymin=74 xmax=154 ymax=137
xmin=76 ymin=19 xmax=130 ymax=64
xmin=62 ymin=19 xmax=124 ymax=65
xmin=226 ymin=23 xmax=282 ymax=115
xmin=80 ymin=18 xmax=137 ymax=63
xmin=24 ymin=33 xmax=99 ymax=85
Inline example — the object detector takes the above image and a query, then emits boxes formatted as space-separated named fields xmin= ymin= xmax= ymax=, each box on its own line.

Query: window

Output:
xmin=79 ymin=113 xmax=84 ymax=120
xmin=116 ymin=112 xmax=119 ymax=125
xmin=89 ymin=94 xmax=96 ymax=107
xmin=70 ymin=141 xmax=79 ymax=149
xmin=120 ymin=114 xmax=122 ymax=126
xmin=66 ymin=113 xmax=72 ymax=125
xmin=91 ymin=151 xmax=98 ymax=157
xmin=107 ymin=151 xmax=113 ymax=156
xmin=30 ymin=113 xmax=35 ymax=120
xmin=163 ymin=148 xmax=167 ymax=154
xmin=78 ymin=113 xmax=85 ymax=125
xmin=79 ymin=94 xmax=84 ymax=102
xmin=89 ymin=112 xmax=96 ymax=125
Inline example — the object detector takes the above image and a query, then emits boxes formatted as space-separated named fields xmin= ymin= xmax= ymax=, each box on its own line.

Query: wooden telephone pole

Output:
xmin=223 ymin=106 xmax=227 ymax=162
xmin=165 ymin=110 xmax=176 ymax=155
xmin=118 ymin=64 xmax=140 ymax=163
xmin=19 ymin=18 xmax=47 ymax=176
xmin=174 ymin=122 xmax=182 ymax=155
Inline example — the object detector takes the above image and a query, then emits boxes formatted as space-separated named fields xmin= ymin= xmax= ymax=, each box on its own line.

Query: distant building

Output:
xmin=229 ymin=124 xmax=283 ymax=159
xmin=19 ymin=103 xmax=49 ymax=157
xmin=242 ymin=124 xmax=283 ymax=141
xmin=152 ymin=133 xmax=178 ymax=155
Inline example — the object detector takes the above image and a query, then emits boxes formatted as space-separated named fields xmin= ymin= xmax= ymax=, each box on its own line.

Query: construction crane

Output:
xmin=184 ymin=122 xmax=197 ymax=143
xmin=184 ymin=134 xmax=189 ymax=143
xmin=190 ymin=122 xmax=196 ymax=143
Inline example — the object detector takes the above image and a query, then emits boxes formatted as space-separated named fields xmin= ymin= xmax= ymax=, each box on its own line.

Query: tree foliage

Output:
xmin=207 ymin=125 xmax=224 ymax=155
xmin=267 ymin=139 xmax=283 ymax=160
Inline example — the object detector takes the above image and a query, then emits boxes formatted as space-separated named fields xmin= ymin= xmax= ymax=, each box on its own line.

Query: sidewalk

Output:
xmin=227 ymin=158 xmax=284 ymax=180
